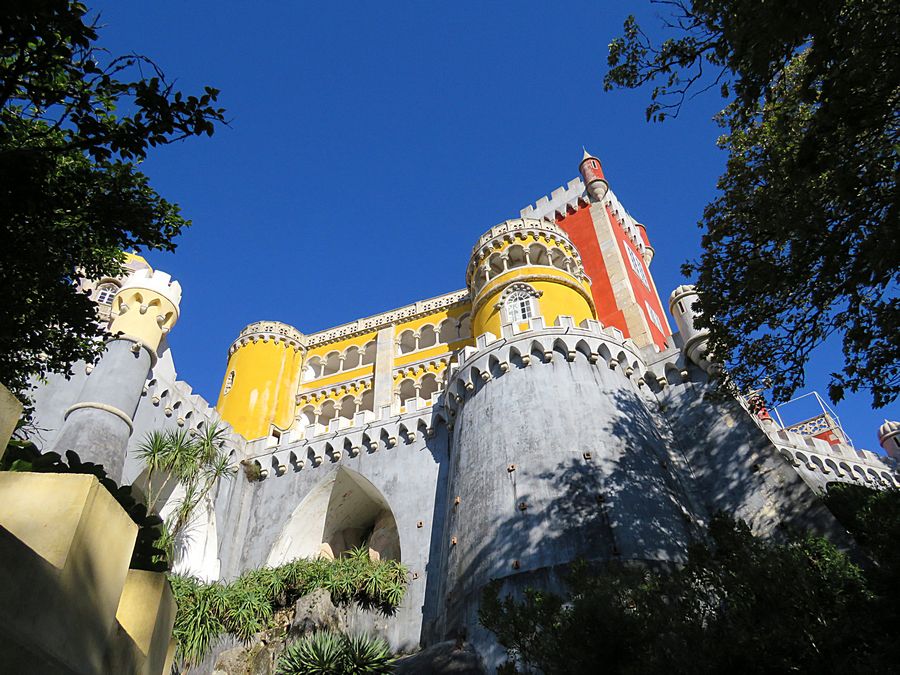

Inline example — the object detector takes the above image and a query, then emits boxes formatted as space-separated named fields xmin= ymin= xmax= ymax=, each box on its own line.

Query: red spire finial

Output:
xmin=579 ymin=148 xmax=608 ymax=202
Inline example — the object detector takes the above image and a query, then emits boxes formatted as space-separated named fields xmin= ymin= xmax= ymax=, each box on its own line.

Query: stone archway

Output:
xmin=267 ymin=467 xmax=401 ymax=565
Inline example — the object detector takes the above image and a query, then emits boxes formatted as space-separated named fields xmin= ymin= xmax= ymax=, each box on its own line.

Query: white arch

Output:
xmin=267 ymin=467 xmax=401 ymax=565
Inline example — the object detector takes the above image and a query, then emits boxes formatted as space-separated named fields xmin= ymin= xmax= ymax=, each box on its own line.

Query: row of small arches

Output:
xmin=396 ymin=372 xmax=444 ymax=407
xmin=470 ymin=243 xmax=584 ymax=292
xmin=784 ymin=449 xmax=900 ymax=488
xmin=255 ymin=416 xmax=450 ymax=476
xmin=298 ymin=390 xmax=376 ymax=428
xmin=397 ymin=315 xmax=471 ymax=355
xmin=304 ymin=341 xmax=376 ymax=380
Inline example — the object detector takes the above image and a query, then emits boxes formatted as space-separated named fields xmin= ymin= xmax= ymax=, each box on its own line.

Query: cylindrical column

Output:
xmin=669 ymin=285 xmax=713 ymax=371
xmin=439 ymin=333 xmax=695 ymax=641
xmin=216 ymin=321 xmax=306 ymax=441
xmin=879 ymin=421 xmax=900 ymax=459
xmin=52 ymin=268 xmax=181 ymax=482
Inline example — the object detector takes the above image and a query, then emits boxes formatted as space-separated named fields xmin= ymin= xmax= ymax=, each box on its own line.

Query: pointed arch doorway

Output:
xmin=267 ymin=467 xmax=401 ymax=565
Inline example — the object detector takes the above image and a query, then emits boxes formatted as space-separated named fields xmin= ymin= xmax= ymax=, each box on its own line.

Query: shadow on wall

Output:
xmin=434 ymin=355 xmax=846 ymax=649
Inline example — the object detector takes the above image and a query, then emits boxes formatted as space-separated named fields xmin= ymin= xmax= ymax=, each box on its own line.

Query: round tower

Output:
xmin=669 ymin=285 xmax=714 ymax=372
xmin=53 ymin=268 xmax=182 ymax=482
xmin=465 ymin=218 xmax=596 ymax=338
xmin=579 ymin=148 xmax=609 ymax=203
xmin=438 ymin=222 xmax=698 ymax=647
xmin=878 ymin=420 xmax=900 ymax=459
xmin=216 ymin=321 xmax=306 ymax=441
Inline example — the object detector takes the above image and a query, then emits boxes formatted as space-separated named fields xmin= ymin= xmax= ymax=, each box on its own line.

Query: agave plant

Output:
xmin=277 ymin=630 xmax=395 ymax=675
xmin=342 ymin=632 xmax=395 ymax=674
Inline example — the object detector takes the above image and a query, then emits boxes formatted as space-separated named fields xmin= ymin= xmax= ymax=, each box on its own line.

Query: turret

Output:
xmin=578 ymin=148 xmax=609 ymax=203
xmin=217 ymin=321 xmax=306 ymax=441
xmin=669 ymin=285 xmax=714 ymax=372
xmin=109 ymin=268 xmax=181 ymax=352
xmin=52 ymin=268 xmax=182 ymax=482
xmin=465 ymin=218 xmax=596 ymax=339
xmin=879 ymin=420 xmax=900 ymax=459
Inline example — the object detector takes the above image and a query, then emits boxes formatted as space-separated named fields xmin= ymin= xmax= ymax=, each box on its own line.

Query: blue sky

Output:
xmin=89 ymin=2 xmax=895 ymax=450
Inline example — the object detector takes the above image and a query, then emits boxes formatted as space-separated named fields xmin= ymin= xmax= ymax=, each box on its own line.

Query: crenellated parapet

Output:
xmin=443 ymin=318 xmax=652 ymax=419
xmin=771 ymin=428 xmax=900 ymax=491
xmin=110 ymin=268 xmax=182 ymax=356
xmin=228 ymin=321 xmax=306 ymax=356
xmin=239 ymin=397 xmax=450 ymax=480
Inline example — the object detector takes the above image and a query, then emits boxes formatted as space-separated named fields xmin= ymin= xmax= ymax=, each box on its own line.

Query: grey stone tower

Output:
xmin=51 ymin=268 xmax=181 ymax=482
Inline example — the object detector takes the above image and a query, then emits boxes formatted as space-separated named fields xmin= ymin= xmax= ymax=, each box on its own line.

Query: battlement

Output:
xmin=519 ymin=178 xmax=587 ymax=221
xmin=770 ymin=426 xmax=899 ymax=490
xmin=520 ymin=180 xmax=651 ymax=263
xmin=229 ymin=321 xmax=306 ymax=355
xmin=118 ymin=267 xmax=182 ymax=309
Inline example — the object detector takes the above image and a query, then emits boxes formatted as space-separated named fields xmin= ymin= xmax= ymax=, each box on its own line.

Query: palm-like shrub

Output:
xmin=136 ymin=423 xmax=236 ymax=563
xmin=277 ymin=630 xmax=395 ymax=675
xmin=170 ymin=550 xmax=408 ymax=666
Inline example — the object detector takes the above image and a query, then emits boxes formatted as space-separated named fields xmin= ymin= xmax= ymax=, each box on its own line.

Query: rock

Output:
xmin=394 ymin=641 xmax=485 ymax=674
xmin=289 ymin=588 xmax=346 ymax=637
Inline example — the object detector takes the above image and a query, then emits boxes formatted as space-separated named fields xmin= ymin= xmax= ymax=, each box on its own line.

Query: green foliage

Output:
xmin=170 ymin=548 xmax=408 ymax=667
xmin=480 ymin=514 xmax=899 ymax=674
xmin=0 ymin=0 xmax=225 ymax=397
xmin=136 ymin=423 xmax=236 ymax=561
xmin=277 ymin=630 xmax=396 ymax=675
xmin=0 ymin=437 xmax=168 ymax=571
xmin=605 ymin=0 xmax=899 ymax=407
xmin=825 ymin=484 xmax=900 ymax=577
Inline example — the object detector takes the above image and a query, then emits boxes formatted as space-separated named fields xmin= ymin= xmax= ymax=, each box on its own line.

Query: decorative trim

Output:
xmin=64 ymin=401 xmax=134 ymax=433
xmin=472 ymin=272 xmax=596 ymax=317
xmin=494 ymin=283 xmax=542 ymax=309
xmin=109 ymin=333 xmax=158 ymax=367
xmin=229 ymin=321 xmax=307 ymax=356
xmin=304 ymin=290 xmax=470 ymax=347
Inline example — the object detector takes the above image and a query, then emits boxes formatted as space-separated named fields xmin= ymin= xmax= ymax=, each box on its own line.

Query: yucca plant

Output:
xmin=343 ymin=632 xmax=395 ymax=673
xmin=277 ymin=630 xmax=395 ymax=675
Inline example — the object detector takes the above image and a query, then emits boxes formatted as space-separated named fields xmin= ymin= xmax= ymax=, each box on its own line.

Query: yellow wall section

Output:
xmin=217 ymin=340 xmax=304 ymax=440
xmin=473 ymin=270 xmax=595 ymax=339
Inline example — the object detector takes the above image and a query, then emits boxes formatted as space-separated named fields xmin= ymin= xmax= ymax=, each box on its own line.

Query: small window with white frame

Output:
xmin=625 ymin=246 xmax=649 ymax=288
xmin=95 ymin=283 xmax=118 ymax=305
xmin=505 ymin=289 xmax=536 ymax=323
xmin=645 ymin=301 xmax=663 ymax=332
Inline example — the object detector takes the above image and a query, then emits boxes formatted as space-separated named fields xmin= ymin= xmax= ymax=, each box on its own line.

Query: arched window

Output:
xmin=223 ymin=370 xmax=235 ymax=395
xmin=96 ymin=283 xmax=117 ymax=305
xmin=506 ymin=289 xmax=535 ymax=323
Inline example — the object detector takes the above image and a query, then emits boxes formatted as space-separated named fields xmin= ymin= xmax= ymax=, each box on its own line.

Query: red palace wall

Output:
xmin=557 ymin=203 xmax=670 ymax=351
xmin=605 ymin=206 xmax=671 ymax=350
xmin=556 ymin=207 xmax=629 ymax=332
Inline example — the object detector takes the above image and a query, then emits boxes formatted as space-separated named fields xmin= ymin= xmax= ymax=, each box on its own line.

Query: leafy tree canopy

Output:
xmin=0 ymin=0 xmax=225 ymax=396
xmin=605 ymin=0 xmax=899 ymax=407
xmin=481 ymin=509 xmax=900 ymax=674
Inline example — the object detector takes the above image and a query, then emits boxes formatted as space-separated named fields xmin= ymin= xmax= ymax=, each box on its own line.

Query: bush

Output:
xmin=171 ymin=547 xmax=407 ymax=666
xmin=480 ymin=514 xmax=894 ymax=674
xmin=277 ymin=630 xmax=395 ymax=675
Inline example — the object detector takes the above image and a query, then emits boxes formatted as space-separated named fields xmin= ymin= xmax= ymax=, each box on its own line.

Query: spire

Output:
xmin=578 ymin=147 xmax=608 ymax=203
